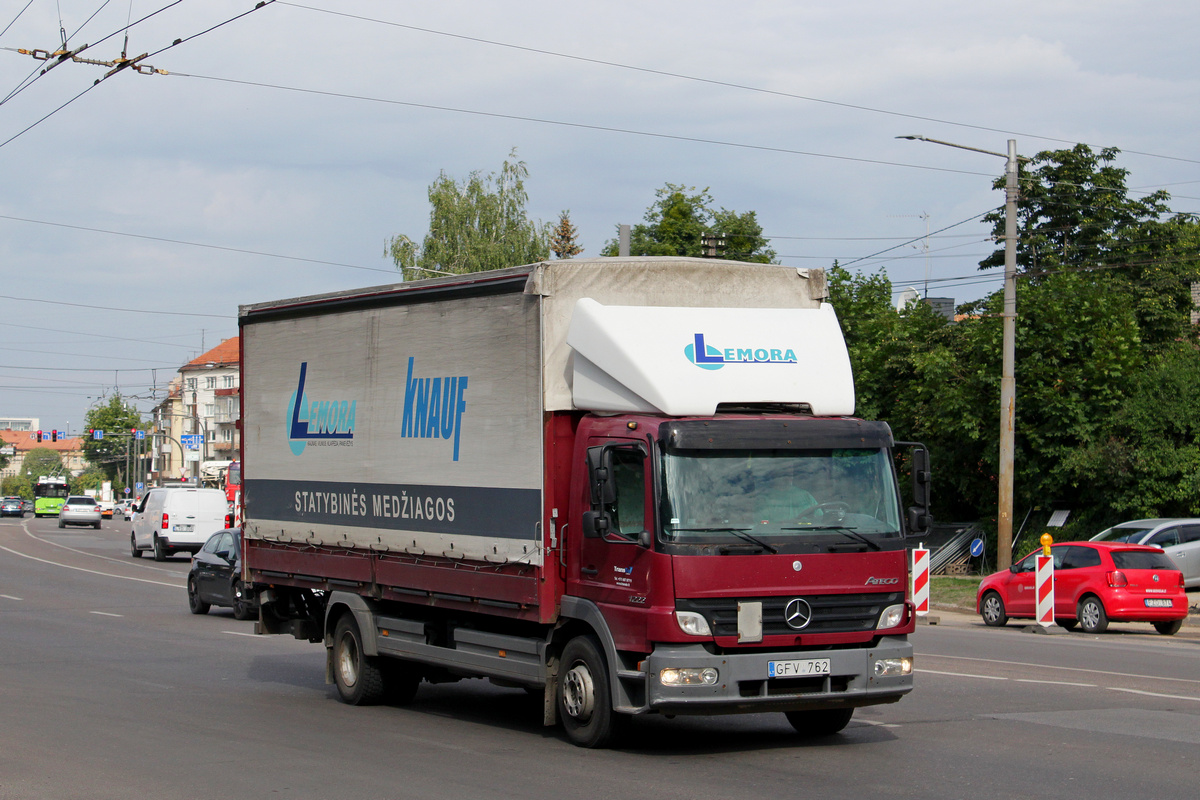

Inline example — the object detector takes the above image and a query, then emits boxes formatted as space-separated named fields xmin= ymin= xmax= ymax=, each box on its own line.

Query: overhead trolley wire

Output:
xmin=278 ymin=1 xmax=1200 ymax=169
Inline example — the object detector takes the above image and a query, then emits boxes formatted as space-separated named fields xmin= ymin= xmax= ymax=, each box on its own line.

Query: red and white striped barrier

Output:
xmin=912 ymin=546 xmax=930 ymax=616
xmin=1035 ymin=554 xmax=1055 ymax=627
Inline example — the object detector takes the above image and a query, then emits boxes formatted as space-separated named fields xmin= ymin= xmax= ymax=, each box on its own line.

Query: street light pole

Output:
xmin=898 ymin=135 xmax=1021 ymax=569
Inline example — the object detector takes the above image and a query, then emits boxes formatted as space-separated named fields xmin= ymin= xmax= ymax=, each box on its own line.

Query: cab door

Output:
xmin=571 ymin=439 xmax=655 ymax=649
xmin=1005 ymin=551 xmax=1038 ymax=616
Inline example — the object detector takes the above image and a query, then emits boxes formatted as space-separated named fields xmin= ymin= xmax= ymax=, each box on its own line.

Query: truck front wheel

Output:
xmin=332 ymin=613 xmax=385 ymax=705
xmin=558 ymin=636 xmax=621 ymax=748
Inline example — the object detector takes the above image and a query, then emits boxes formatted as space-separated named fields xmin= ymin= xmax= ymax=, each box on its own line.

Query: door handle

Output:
xmin=581 ymin=566 xmax=598 ymax=576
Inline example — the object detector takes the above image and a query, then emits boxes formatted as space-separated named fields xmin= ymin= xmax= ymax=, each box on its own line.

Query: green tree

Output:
xmin=981 ymin=144 xmax=1200 ymax=349
xmin=82 ymin=395 xmax=144 ymax=483
xmin=387 ymin=149 xmax=550 ymax=279
xmin=550 ymin=210 xmax=583 ymax=259
xmin=1 ymin=474 xmax=32 ymax=499
xmin=602 ymin=183 xmax=777 ymax=262
xmin=72 ymin=464 xmax=108 ymax=494
xmin=21 ymin=448 xmax=63 ymax=480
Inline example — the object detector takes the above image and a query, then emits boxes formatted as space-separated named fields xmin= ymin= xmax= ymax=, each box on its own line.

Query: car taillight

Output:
xmin=225 ymin=513 xmax=233 ymax=528
xmin=1177 ymin=572 xmax=1186 ymax=588
xmin=161 ymin=512 xmax=169 ymax=530
xmin=1107 ymin=570 xmax=1128 ymax=588
xmin=93 ymin=506 xmax=101 ymax=512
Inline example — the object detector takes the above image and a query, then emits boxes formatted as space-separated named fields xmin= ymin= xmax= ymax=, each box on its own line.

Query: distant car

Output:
xmin=1090 ymin=518 xmax=1200 ymax=588
xmin=187 ymin=528 xmax=256 ymax=620
xmin=97 ymin=500 xmax=115 ymax=519
xmin=1 ymin=496 xmax=25 ymax=517
xmin=130 ymin=487 xmax=230 ymax=561
xmin=977 ymin=541 xmax=1188 ymax=635
xmin=58 ymin=496 xmax=102 ymax=529
xmin=22 ymin=499 xmax=33 ymax=514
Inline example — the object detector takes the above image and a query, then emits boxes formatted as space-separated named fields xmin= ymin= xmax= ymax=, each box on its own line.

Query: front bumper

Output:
xmin=641 ymin=636 xmax=913 ymax=715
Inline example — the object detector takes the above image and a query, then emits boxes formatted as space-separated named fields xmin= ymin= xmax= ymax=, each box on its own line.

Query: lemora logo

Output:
xmin=684 ymin=333 xmax=798 ymax=371
xmin=287 ymin=362 xmax=356 ymax=455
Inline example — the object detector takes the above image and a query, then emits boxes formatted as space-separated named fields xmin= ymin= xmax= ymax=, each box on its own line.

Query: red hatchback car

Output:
xmin=977 ymin=541 xmax=1188 ymax=635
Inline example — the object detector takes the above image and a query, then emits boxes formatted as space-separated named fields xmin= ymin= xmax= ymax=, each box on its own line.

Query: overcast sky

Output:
xmin=2 ymin=0 xmax=1198 ymax=431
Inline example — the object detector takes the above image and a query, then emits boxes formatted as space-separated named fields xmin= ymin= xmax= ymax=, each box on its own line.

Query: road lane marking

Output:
xmin=90 ymin=611 xmax=123 ymax=617
xmin=0 ymin=544 xmax=183 ymax=588
xmin=920 ymin=652 xmax=1200 ymax=686
xmin=1 ymin=594 xmax=22 ymax=600
xmin=18 ymin=520 xmax=179 ymax=574
xmin=223 ymin=631 xmax=260 ymax=637
xmin=1110 ymin=688 xmax=1200 ymax=703
xmin=917 ymin=669 xmax=1007 ymax=680
xmin=1015 ymin=679 xmax=1097 ymax=687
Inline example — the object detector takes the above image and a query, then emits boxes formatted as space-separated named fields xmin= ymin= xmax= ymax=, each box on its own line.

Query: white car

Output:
xmin=58 ymin=496 xmax=102 ymax=529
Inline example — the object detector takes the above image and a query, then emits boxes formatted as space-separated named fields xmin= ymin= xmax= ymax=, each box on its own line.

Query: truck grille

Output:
xmin=678 ymin=592 xmax=903 ymax=637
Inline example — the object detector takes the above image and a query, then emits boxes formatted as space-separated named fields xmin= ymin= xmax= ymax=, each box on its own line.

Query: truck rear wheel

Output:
xmin=332 ymin=613 xmax=385 ymax=705
xmin=785 ymin=707 xmax=854 ymax=736
xmin=558 ymin=636 xmax=621 ymax=748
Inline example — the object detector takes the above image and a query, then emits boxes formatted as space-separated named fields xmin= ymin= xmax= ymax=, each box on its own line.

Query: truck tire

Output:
xmin=558 ymin=636 xmax=622 ymax=748
xmin=332 ymin=613 xmax=385 ymax=705
xmin=785 ymin=707 xmax=854 ymax=736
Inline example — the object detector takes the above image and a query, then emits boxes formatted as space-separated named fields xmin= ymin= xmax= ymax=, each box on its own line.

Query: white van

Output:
xmin=130 ymin=487 xmax=231 ymax=561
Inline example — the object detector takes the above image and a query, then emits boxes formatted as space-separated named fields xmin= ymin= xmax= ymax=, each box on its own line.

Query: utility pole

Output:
xmin=897 ymin=135 xmax=1021 ymax=569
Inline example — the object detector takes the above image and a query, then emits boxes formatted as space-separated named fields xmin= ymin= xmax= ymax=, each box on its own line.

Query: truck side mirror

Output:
xmin=907 ymin=506 xmax=931 ymax=535
xmin=581 ymin=509 xmax=610 ymax=539
xmin=585 ymin=446 xmax=617 ymax=507
xmin=910 ymin=445 xmax=931 ymax=509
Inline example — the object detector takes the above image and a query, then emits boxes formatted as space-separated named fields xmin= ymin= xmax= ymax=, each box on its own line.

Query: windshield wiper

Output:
xmin=668 ymin=526 xmax=778 ymax=554
xmin=782 ymin=525 xmax=881 ymax=551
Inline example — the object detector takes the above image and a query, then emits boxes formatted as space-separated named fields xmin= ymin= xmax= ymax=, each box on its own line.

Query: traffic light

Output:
xmin=51 ymin=430 xmax=58 ymax=442
xmin=36 ymin=430 xmax=42 ymax=442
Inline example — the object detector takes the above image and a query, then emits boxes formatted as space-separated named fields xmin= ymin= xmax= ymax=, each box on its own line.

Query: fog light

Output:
xmin=877 ymin=604 xmax=905 ymax=630
xmin=675 ymin=611 xmax=712 ymax=636
xmin=660 ymin=667 xmax=719 ymax=686
xmin=874 ymin=657 xmax=913 ymax=677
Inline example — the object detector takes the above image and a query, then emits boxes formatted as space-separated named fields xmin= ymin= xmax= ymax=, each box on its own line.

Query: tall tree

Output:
xmin=550 ymin=210 xmax=583 ymax=259
xmin=602 ymin=183 xmax=777 ymax=263
xmin=980 ymin=144 xmax=1200 ymax=348
xmin=387 ymin=149 xmax=550 ymax=279
xmin=21 ymin=448 xmax=63 ymax=480
xmin=82 ymin=395 xmax=144 ymax=483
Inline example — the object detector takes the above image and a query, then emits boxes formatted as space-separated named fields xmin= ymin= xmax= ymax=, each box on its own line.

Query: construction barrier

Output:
xmin=1036 ymin=533 xmax=1055 ymax=627
xmin=912 ymin=546 xmax=930 ymax=616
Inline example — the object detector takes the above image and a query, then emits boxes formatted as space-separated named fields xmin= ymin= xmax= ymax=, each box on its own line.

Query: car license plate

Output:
xmin=1144 ymin=598 xmax=1173 ymax=608
xmin=173 ymin=524 xmax=194 ymax=532
xmin=768 ymin=658 xmax=831 ymax=678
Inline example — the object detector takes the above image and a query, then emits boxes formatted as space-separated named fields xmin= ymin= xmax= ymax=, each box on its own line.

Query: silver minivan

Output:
xmin=130 ymin=487 xmax=231 ymax=561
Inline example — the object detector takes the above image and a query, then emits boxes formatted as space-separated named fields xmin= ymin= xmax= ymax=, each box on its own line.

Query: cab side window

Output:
xmin=608 ymin=449 xmax=646 ymax=536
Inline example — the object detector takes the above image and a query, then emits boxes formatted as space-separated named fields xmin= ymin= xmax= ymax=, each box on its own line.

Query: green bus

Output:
xmin=34 ymin=476 xmax=69 ymax=517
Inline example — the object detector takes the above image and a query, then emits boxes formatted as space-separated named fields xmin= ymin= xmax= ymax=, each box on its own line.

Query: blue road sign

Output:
xmin=970 ymin=538 xmax=985 ymax=558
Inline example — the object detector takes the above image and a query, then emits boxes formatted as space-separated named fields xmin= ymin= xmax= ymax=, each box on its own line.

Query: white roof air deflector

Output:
xmin=566 ymin=299 xmax=855 ymax=416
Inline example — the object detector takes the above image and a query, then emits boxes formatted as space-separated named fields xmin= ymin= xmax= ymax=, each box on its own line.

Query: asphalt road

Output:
xmin=2 ymin=515 xmax=1198 ymax=800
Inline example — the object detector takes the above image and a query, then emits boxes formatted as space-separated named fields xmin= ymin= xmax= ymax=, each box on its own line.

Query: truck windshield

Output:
xmin=659 ymin=448 xmax=902 ymax=550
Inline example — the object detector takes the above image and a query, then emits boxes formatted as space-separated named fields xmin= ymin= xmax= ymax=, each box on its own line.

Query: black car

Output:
xmin=1 ymin=496 xmax=25 ymax=517
xmin=187 ymin=529 xmax=256 ymax=620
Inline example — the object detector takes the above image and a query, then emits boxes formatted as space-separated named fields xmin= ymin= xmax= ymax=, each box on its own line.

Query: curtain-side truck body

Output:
xmin=239 ymin=257 xmax=930 ymax=747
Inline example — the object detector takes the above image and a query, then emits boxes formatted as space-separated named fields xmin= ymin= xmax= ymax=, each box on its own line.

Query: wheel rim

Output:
xmin=1080 ymin=601 xmax=1099 ymax=629
xmin=983 ymin=595 xmax=1001 ymax=622
xmin=562 ymin=662 xmax=595 ymax=722
xmin=187 ymin=578 xmax=199 ymax=608
xmin=337 ymin=633 xmax=360 ymax=688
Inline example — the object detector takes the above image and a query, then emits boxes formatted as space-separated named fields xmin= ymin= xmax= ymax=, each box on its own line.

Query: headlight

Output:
xmin=874 ymin=657 xmax=913 ymax=677
xmin=660 ymin=667 xmax=719 ymax=686
xmin=876 ymin=603 xmax=906 ymax=630
xmin=675 ymin=610 xmax=712 ymax=636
